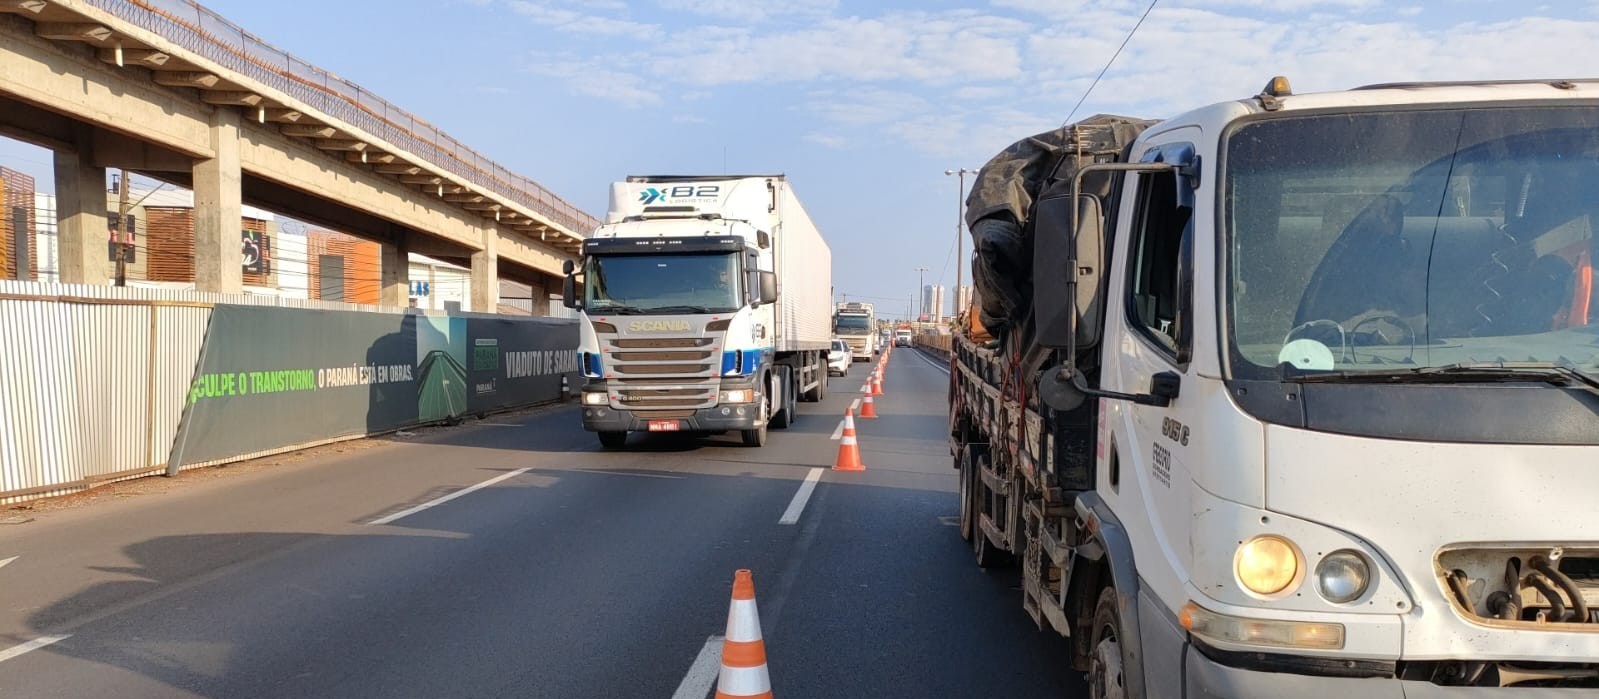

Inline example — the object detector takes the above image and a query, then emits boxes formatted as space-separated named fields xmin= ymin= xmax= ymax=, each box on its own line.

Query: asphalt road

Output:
xmin=0 ymin=348 xmax=1082 ymax=698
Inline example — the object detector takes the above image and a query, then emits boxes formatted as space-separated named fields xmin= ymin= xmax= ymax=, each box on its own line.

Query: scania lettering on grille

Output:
xmin=628 ymin=320 xmax=691 ymax=332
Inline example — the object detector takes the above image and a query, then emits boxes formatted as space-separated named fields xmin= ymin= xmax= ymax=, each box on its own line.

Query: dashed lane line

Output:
xmin=671 ymin=635 xmax=724 ymax=699
xmin=0 ymin=635 xmax=70 ymax=665
xmin=366 ymin=467 xmax=532 ymax=526
xmin=777 ymin=468 xmax=825 ymax=525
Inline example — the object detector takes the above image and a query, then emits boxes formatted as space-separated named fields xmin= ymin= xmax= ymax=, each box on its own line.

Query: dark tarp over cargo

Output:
xmin=964 ymin=114 xmax=1154 ymax=338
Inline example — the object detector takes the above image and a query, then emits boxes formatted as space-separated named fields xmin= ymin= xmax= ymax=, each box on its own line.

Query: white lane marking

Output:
xmin=850 ymin=398 xmax=860 ymax=412
xmin=829 ymin=420 xmax=845 ymax=440
xmin=0 ymin=556 xmax=16 ymax=570
xmin=569 ymin=468 xmax=683 ymax=480
xmin=0 ymin=635 xmax=70 ymax=664
xmin=367 ymin=468 xmax=532 ymax=525
xmin=671 ymin=635 xmax=724 ymax=699
xmin=913 ymin=348 xmax=951 ymax=373
xmin=778 ymin=468 xmax=825 ymax=525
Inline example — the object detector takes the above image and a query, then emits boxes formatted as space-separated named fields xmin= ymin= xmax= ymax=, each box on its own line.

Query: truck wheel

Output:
xmin=1089 ymin=587 xmax=1128 ymax=699
xmin=741 ymin=423 xmax=767 ymax=447
xmin=958 ymin=448 xmax=975 ymax=543
xmin=770 ymin=372 xmax=795 ymax=429
xmin=598 ymin=431 xmax=627 ymax=449
xmin=742 ymin=397 xmax=770 ymax=446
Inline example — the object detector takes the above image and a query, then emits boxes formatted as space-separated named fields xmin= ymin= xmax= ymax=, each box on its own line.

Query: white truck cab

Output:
xmin=952 ymin=78 xmax=1599 ymax=697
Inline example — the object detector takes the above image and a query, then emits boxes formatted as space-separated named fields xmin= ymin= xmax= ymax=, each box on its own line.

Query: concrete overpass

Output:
xmin=0 ymin=0 xmax=595 ymax=311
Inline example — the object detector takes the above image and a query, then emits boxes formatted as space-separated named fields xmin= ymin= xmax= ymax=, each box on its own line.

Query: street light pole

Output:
xmin=914 ymin=266 xmax=929 ymax=325
xmin=944 ymin=167 xmax=978 ymax=322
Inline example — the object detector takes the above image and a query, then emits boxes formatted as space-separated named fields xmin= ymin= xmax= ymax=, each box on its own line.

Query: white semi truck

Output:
xmin=833 ymin=301 xmax=878 ymax=361
xmin=948 ymin=78 xmax=1599 ymax=697
xmin=564 ymin=175 xmax=832 ymax=449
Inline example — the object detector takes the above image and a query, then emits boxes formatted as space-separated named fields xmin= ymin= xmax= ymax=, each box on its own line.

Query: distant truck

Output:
xmin=948 ymin=79 xmax=1599 ymax=697
xmin=564 ymin=175 xmax=832 ymax=448
xmin=833 ymin=302 xmax=878 ymax=361
xmin=894 ymin=329 xmax=912 ymax=347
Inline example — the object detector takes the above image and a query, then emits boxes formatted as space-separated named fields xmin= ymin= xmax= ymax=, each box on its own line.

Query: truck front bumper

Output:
xmin=581 ymin=403 xmax=762 ymax=433
xmin=1185 ymin=646 xmax=1587 ymax=698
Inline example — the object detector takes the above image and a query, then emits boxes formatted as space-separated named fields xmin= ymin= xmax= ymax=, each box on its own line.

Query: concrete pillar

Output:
xmin=193 ymin=108 xmax=242 ymax=294
xmin=470 ymin=226 xmax=498 ymax=313
xmin=380 ymin=234 xmax=409 ymax=307
xmin=53 ymin=149 xmax=110 ymax=285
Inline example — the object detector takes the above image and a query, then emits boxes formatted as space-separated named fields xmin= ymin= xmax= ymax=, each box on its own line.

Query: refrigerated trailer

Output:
xmin=565 ymin=175 xmax=832 ymax=448
xmin=948 ymin=78 xmax=1599 ymax=697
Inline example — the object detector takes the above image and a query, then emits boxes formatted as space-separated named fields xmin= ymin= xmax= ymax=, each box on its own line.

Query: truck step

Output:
xmin=1023 ymin=575 xmax=1073 ymax=636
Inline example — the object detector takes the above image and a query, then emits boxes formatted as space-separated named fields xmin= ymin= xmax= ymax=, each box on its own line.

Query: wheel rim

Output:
xmin=1089 ymin=626 xmax=1126 ymax=699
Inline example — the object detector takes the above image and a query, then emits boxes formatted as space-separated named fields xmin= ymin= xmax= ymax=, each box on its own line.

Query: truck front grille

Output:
xmin=601 ymin=334 xmax=720 ymax=409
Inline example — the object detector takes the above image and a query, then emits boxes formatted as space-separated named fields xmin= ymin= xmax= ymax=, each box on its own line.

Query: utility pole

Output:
xmin=115 ymin=169 xmax=131 ymax=287
xmin=944 ymin=168 xmax=977 ymax=320
xmin=914 ymin=266 xmax=929 ymax=325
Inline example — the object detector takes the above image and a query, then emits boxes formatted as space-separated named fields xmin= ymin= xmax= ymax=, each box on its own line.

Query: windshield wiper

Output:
xmin=1285 ymin=361 xmax=1599 ymax=392
xmin=588 ymin=303 xmax=647 ymax=315
xmin=644 ymin=305 xmax=718 ymax=314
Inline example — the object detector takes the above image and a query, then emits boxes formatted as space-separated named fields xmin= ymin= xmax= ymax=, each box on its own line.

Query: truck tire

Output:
xmin=741 ymin=423 xmax=767 ymax=447
xmin=598 ymin=431 xmax=627 ymax=449
xmin=1089 ymin=587 xmax=1128 ymax=699
xmin=958 ymin=448 xmax=975 ymax=543
xmin=770 ymin=370 xmax=794 ymax=429
xmin=743 ymin=397 xmax=770 ymax=446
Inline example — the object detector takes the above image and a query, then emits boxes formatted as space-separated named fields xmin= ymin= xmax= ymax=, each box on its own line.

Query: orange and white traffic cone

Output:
xmin=833 ymin=409 xmax=865 ymax=471
xmin=870 ymin=371 xmax=884 ymax=396
xmin=715 ymin=569 xmax=773 ymax=699
xmin=860 ymin=394 xmax=879 ymax=419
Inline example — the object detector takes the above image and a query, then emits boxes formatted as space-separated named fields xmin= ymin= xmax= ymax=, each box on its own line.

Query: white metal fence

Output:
xmin=2 ymin=280 xmax=421 ymax=503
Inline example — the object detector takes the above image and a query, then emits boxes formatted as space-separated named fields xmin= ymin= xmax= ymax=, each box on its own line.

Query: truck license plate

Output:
xmin=647 ymin=420 xmax=681 ymax=432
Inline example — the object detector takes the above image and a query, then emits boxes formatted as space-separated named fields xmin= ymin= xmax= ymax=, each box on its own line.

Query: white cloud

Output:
xmin=808 ymin=89 xmax=931 ymax=126
xmin=654 ymin=0 xmax=837 ymax=23
xmin=649 ymin=10 xmax=1028 ymax=86
xmin=527 ymin=57 xmax=661 ymax=107
xmin=672 ymin=114 xmax=708 ymax=123
xmin=804 ymin=133 xmax=849 ymax=148
xmin=507 ymin=0 xmax=660 ymax=39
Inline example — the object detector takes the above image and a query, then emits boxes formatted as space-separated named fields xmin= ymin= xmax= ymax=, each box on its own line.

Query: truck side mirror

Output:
xmin=758 ymin=271 xmax=778 ymax=304
xmin=561 ymin=274 xmax=579 ymax=309
xmin=1033 ymin=193 xmax=1104 ymax=354
xmin=562 ymin=259 xmax=575 ymax=275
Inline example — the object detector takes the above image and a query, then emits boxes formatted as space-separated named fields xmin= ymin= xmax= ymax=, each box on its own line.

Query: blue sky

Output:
xmin=4 ymin=0 xmax=1598 ymax=317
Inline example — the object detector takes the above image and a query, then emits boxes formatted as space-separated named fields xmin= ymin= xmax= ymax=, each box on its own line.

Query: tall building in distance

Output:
xmin=956 ymin=285 xmax=973 ymax=317
xmin=922 ymin=284 xmax=946 ymax=323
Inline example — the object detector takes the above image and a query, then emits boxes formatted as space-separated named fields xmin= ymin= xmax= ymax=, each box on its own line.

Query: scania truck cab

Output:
xmin=949 ymin=79 xmax=1599 ymax=697
xmin=566 ymin=175 xmax=831 ymax=449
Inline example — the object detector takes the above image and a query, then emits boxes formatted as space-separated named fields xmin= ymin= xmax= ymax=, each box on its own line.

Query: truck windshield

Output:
xmin=834 ymin=316 xmax=871 ymax=334
xmin=584 ymin=252 xmax=742 ymax=314
xmin=1224 ymin=106 xmax=1599 ymax=380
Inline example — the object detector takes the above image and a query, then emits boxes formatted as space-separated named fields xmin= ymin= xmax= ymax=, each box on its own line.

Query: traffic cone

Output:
xmin=715 ymin=569 xmax=773 ymax=699
xmin=870 ymin=372 xmax=884 ymax=396
xmin=833 ymin=409 xmax=865 ymax=471
xmin=860 ymin=394 xmax=879 ymax=419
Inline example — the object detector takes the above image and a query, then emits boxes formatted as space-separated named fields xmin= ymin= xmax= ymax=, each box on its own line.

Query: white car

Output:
xmin=827 ymin=339 xmax=852 ymax=376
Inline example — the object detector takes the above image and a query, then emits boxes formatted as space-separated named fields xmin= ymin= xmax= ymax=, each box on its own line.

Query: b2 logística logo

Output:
xmin=639 ymin=184 xmax=720 ymax=205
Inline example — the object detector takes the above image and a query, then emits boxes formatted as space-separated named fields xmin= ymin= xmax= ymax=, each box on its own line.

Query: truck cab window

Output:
xmin=1127 ymin=169 xmax=1192 ymax=354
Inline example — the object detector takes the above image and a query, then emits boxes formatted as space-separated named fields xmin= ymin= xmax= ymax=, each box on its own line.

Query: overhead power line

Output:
xmin=1062 ymin=0 xmax=1160 ymax=126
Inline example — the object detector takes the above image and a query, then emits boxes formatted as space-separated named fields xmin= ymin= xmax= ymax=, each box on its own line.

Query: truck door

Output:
xmin=1100 ymin=133 xmax=1201 ymax=605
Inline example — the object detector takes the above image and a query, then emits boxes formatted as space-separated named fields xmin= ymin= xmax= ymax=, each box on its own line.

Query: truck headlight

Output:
xmin=582 ymin=392 xmax=608 ymax=406
xmin=1180 ymin=602 xmax=1344 ymax=650
xmin=1315 ymin=550 xmax=1371 ymax=604
xmin=719 ymin=389 xmax=754 ymax=404
xmin=1235 ymin=536 xmax=1301 ymax=596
